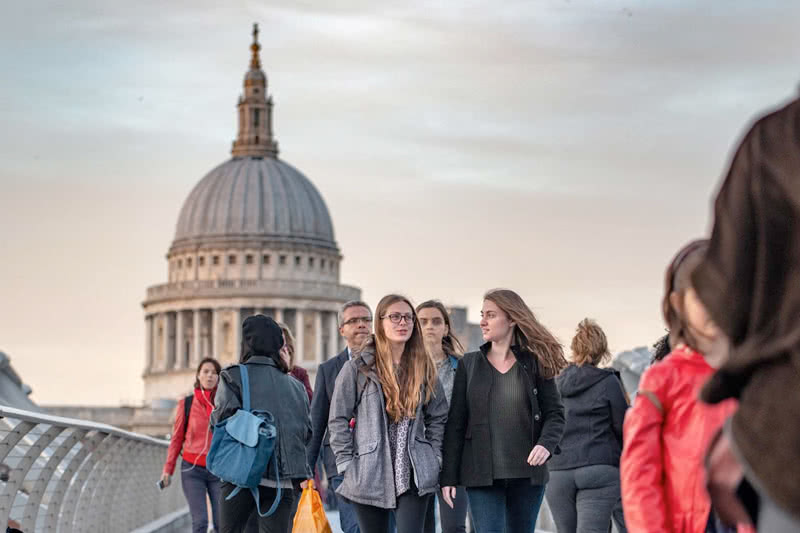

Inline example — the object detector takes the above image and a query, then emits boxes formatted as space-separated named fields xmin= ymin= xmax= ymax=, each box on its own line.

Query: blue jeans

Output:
xmin=467 ymin=479 xmax=545 ymax=533
xmin=330 ymin=474 xmax=360 ymax=533
xmin=180 ymin=460 xmax=221 ymax=533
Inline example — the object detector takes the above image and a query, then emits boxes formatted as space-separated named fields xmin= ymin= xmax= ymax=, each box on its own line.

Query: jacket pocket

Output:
xmin=412 ymin=437 xmax=440 ymax=493
xmin=346 ymin=439 xmax=382 ymax=498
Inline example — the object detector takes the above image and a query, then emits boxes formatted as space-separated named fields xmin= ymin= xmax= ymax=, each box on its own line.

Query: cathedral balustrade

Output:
xmin=145 ymin=278 xmax=360 ymax=303
xmin=0 ymin=405 xmax=186 ymax=532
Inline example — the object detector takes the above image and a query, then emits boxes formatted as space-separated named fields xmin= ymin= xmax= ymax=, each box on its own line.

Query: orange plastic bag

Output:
xmin=292 ymin=480 xmax=332 ymax=533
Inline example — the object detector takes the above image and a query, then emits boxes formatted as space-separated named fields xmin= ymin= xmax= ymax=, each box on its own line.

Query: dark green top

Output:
xmin=488 ymin=362 xmax=534 ymax=479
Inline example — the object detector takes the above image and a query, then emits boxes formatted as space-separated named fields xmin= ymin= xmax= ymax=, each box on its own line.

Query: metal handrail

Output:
xmin=0 ymin=404 xmax=186 ymax=532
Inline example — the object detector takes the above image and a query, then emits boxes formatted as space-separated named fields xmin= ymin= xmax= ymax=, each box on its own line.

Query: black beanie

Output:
xmin=241 ymin=314 xmax=284 ymax=357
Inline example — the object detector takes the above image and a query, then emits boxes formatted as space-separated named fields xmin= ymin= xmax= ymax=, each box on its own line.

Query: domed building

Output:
xmin=142 ymin=25 xmax=360 ymax=402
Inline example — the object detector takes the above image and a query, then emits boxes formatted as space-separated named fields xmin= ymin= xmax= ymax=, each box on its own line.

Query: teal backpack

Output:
xmin=206 ymin=364 xmax=282 ymax=517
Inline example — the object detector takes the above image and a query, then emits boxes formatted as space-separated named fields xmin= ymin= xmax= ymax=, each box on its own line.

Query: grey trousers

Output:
xmin=545 ymin=464 xmax=625 ymax=533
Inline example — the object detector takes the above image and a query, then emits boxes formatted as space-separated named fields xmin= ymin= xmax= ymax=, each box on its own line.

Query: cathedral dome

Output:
xmin=171 ymin=156 xmax=337 ymax=252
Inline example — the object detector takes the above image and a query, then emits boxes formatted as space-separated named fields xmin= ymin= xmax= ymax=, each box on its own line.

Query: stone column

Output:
xmin=175 ymin=311 xmax=185 ymax=369
xmin=193 ymin=310 xmax=202 ymax=365
xmin=329 ymin=311 xmax=340 ymax=357
xmin=274 ymin=308 xmax=284 ymax=323
xmin=167 ymin=312 xmax=176 ymax=369
xmin=295 ymin=309 xmax=305 ymax=364
xmin=315 ymin=311 xmax=323 ymax=364
xmin=160 ymin=313 xmax=170 ymax=371
xmin=145 ymin=315 xmax=154 ymax=373
xmin=212 ymin=308 xmax=220 ymax=360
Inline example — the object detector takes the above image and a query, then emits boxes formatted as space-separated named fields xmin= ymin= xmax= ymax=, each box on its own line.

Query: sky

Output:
xmin=1 ymin=1 xmax=799 ymax=405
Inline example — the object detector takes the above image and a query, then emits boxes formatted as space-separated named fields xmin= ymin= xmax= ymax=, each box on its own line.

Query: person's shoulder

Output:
xmin=319 ymin=351 xmax=346 ymax=371
xmin=292 ymin=366 xmax=309 ymax=379
xmin=638 ymin=354 xmax=683 ymax=394
xmin=461 ymin=350 xmax=481 ymax=361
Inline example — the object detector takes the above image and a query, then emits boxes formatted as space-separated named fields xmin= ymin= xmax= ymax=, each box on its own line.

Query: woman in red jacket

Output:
xmin=161 ymin=357 xmax=222 ymax=533
xmin=620 ymin=240 xmax=750 ymax=533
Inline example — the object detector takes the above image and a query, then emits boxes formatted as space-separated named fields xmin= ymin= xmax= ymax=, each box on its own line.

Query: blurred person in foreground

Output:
xmin=693 ymin=96 xmax=800 ymax=531
xmin=621 ymin=240 xmax=752 ymax=532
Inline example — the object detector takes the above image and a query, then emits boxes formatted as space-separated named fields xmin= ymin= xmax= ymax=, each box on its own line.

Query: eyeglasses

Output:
xmin=382 ymin=313 xmax=414 ymax=325
xmin=342 ymin=316 xmax=372 ymax=327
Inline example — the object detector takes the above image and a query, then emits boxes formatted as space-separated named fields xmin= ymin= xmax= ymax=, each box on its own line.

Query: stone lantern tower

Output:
xmin=142 ymin=24 xmax=360 ymax=402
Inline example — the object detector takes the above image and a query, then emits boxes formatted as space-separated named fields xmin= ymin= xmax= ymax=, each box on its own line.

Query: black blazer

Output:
xmin=440 ymin=343 xmax=565 ymax=488
xmin=307 ymin=349 xmax=349 ymax=479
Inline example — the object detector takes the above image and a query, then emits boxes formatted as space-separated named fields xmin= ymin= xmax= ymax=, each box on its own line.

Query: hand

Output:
xmin=300 ymin=479 xmax=311 ymax=490
xmin=442 ymin=486 xmax=457 ymax=509
xmin=527 ymin=445 xmax=550 ymax=466
xmin=160 ymin=473 xmax=171 ymax=488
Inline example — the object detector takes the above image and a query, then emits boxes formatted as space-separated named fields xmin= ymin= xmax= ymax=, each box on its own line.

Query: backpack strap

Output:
xmin=448 ymin=354 xmax=459 ymax=370
xmin=239 ymin=364 xmax=251 ymax=413
xmin=354 ymin=369 xmax=369 ymax=412
xmin=253 ymin=450 xmax=282 ymax=517
xmin=182 ymin=394 xmax=193 ymax=431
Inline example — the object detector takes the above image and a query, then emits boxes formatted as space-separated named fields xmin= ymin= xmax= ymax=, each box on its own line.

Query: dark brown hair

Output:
xmin=416 ymin=300 xmax=465 ymax=357
xmin=193 ymin=357 xmax=221 ymax=389
xmin=662 ymin=239 xmax=709 ymax=351
xmin=570 ymin=319 xmax=610 ymax=367
xmin=484 ymin=289 xmax=567 ymax=378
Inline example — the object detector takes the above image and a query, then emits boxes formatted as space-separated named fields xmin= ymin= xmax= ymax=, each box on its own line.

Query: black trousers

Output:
xmin=350 ymin=490 xmax=433 ymax=533
xmin=219 ymin=482 xmax=295 ymax=533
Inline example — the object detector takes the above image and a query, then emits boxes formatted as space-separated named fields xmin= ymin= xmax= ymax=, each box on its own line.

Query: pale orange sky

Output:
xmin=2 ymin=1 xmax=799 ymax=405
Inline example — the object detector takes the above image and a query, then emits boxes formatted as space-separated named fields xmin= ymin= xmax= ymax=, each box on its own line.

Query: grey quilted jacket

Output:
xmin=328 ymin=340 xmax=449 ymax=508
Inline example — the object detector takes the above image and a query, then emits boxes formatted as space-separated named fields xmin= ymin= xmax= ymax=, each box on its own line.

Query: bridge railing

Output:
xmin=0 ymin=405 xmax=185 ymax=532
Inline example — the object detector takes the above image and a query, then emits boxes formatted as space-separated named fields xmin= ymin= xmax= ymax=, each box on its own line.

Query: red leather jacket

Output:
xmin=621 ymin=347 xmax=740 ymax=533
xmin=163 ymin=387 xmax=216 ymax=475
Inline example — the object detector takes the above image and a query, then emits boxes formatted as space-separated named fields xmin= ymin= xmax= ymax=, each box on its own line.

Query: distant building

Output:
xmin=42 ymin=25 xmax=481 ymax=436
xmin=0 ymin=351 xmax=38 ymax=411
xmin=141 ymin=24 xmax=360 ymax=405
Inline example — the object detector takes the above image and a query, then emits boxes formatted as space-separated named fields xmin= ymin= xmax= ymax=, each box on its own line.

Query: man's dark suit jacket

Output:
xmin=307 ymin=348 xmax=349 ymax=479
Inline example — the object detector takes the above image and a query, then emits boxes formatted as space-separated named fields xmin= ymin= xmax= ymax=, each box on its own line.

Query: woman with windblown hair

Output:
xmin=440 ymin=289 xmax=567 ymax=533
xmin=328 ymin=294 xmax=449 ymax=533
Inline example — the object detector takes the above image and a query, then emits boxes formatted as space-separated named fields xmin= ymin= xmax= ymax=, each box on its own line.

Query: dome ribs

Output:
xmin=221 ymin=159 xmax=246 ymax=235
xmin=170 ymin=158 xmax=338 ymax=252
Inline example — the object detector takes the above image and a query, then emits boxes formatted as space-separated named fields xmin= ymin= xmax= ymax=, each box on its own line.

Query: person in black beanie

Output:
xmin=211 ymin=314 xmax=312 ymax=533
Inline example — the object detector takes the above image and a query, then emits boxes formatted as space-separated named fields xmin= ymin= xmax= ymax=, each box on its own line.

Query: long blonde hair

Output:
xmin=484 ymin=289 xmax=567 ymax=378
xmin=368 ymin=294 xmax=437 ymax=421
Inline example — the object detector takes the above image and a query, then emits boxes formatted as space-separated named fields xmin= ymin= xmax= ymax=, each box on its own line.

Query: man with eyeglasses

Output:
xmin=308 ymin=300 xmax=373 ymax=533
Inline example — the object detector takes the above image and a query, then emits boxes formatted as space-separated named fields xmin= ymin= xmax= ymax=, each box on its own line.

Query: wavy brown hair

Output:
xmin=368 ymin=294 xmax=438 ymax=422
xmin=570 ymin=319 xmax=610 ymax=367
xmin=484 ymin=289 xmax=567 ymax=378
xmin=416 ymin=300 xmax=465 ymax=356
xmin=662 ymin=239 xmax=709 ymax=352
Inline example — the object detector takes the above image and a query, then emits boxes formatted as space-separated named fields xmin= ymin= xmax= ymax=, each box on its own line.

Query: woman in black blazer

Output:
xmin=440 ymin=289 xmax=567 ymax=533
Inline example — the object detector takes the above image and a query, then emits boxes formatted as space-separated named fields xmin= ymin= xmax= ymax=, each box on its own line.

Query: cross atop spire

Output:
xmin=232 ymin=23 xmax=278 ymax=158
xmin=250 ymin=23 xmax=261 ymax=70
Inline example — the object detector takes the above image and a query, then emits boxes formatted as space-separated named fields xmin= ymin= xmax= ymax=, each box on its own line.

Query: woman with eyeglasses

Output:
xmin=329 ymin=294 xmax=449 ymax=533
xmin=440 ymin=289 xmax=567 ymax=533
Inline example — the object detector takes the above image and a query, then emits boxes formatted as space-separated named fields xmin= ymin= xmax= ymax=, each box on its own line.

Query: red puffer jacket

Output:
xmin=621 ymin=346 xmax=741 ymax=533
xmin=163 ymin=387 xmax=216 ymax=474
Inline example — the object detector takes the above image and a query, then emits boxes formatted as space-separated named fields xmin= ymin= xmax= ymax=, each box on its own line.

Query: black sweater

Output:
xmin=440 ymin=344 xmax=565 ymax=487
xmin=547 ymin=364 xmax=628 ymax=471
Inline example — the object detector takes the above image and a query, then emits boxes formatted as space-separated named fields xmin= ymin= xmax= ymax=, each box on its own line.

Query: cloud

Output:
xmin=1 ymin=0 xmax=799 ymax=403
